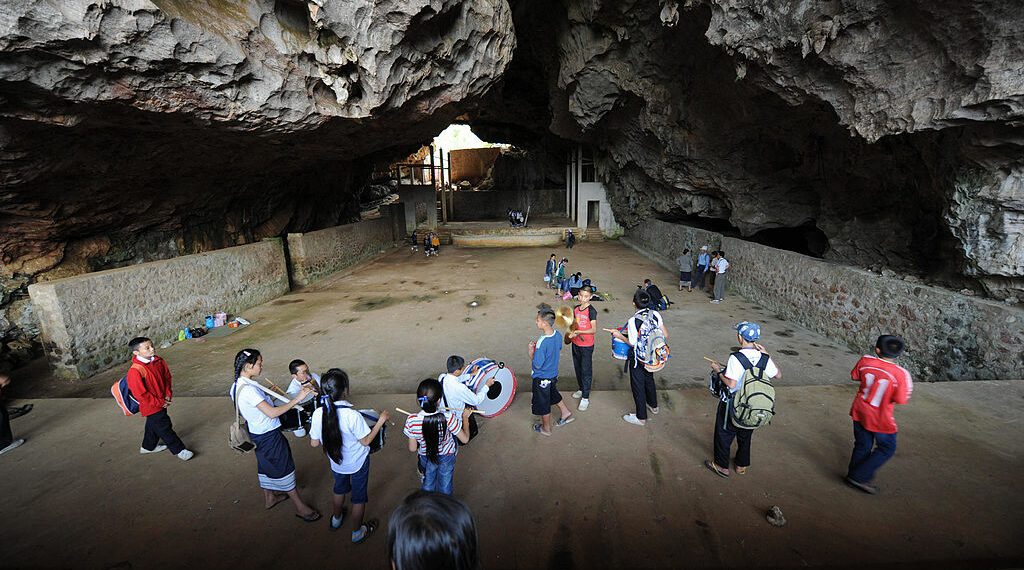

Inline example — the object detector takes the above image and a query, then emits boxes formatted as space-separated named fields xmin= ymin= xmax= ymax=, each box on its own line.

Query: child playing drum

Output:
xmin=309 ymin=368 xmax=388 ymax=542
xmin=404 ymin=379 xmax=473 ymax=495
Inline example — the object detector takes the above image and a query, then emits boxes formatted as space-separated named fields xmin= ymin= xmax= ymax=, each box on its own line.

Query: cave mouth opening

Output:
xmin=748 ymin=222 xmax=830 ymax=258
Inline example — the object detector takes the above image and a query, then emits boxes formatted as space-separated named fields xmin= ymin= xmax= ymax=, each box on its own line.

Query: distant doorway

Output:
xmin=587 ymin=201 xmax=600 ymax=228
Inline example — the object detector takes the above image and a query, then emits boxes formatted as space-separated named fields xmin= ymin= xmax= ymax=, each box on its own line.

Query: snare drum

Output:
xmin=280 ymin=401 xmax=315 ymax=436
xmin=358 ymin=409 xmax=386 ymax=453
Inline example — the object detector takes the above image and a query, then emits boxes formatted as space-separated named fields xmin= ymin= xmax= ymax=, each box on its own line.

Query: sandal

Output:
xmin=533 ymin=425 xmax=551 ymax=437
xmin=704 ymin=460 xmax=729 ymax=479
xmin=734 ymin=466 xmax=747 ymax=475
xmin=353 ymin=519 xmax=378 ymax=544
xmin=555 ymin=416 xmax=575 ymax=427
xmin=296 ymin=510 xmax=322 ymax=523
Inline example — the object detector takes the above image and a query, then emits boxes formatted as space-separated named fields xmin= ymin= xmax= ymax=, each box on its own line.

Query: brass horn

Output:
xmin=554 ymin=306 xmax=574 ymax=330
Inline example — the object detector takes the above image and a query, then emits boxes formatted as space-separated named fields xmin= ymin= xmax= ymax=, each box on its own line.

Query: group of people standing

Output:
xmin=677 ymin=245 xmax=729 ymax=303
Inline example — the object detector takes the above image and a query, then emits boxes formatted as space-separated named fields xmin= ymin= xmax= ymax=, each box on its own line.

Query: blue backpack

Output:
xmin=111 ymin=363 xmax=145 ymax=416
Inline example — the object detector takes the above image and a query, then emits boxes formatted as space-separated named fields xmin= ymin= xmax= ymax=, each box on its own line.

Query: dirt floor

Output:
xmin=2 ymin=240 xmax=1023 ymax=569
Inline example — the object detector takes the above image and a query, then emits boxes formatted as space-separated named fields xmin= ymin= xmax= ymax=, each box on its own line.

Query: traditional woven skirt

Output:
xmin=251 ymin=428 xmax=296 ymax=492
xmin=679 ymin=271 xmax=692 ymax=287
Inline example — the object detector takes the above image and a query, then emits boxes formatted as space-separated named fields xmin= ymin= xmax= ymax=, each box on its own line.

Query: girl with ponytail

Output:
xmin=309 ymin=368 xmax=389 ymax=542
xmin=229 ymin=348 xmax=319 ymax=521
xmin=403 ymin=378 xmax=472 ymax=495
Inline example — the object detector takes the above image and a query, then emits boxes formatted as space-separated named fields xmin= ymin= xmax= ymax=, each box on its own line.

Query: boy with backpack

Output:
xmin=611 ymin=289 xmax=668 ymax=426
xmin=705 ymin=321 xmax=779 ymax=477
xmin=126 ymin=337 xmax=194 ymax=460
xmin=845 ymin=335 xmax=913 ymax=495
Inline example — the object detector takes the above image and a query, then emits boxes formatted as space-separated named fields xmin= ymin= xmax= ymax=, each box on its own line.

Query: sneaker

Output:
xmin=176 ymin=449 xmax=194 ymax=461
xmin=578 ymin=398 xmax=590 ymax=411
xmin=710 ymin=299 xmax=722 ymax=304
xmin=622 ymin=413 xmax=645 ymax=426
xmin=845 ymin=476 xmax=879 ymax=495
xmin=571 ymin=390 xmax=583 ymax=399
xmin=140 ymin=444 xmax=167 ymax=454
xmin=0 ymin=438 xmax=25 ymax=455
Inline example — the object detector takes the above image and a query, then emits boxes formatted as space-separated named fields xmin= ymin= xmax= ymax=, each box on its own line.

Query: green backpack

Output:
xmin=729 ymin=352 xmax=775 ymax=430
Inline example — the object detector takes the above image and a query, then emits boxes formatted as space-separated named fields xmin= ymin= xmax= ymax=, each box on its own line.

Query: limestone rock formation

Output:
xmin=0 ymin=0 xmax=515 ymax=366
xmin=1 ymin=0 xmax=1023 ymax=372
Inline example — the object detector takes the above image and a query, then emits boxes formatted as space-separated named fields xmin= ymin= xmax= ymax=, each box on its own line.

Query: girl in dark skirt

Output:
xmin=230 ymin=348 xmax=321 ymax=522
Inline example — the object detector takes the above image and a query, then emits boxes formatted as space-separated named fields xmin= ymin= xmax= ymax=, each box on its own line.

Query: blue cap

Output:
xmin=735 ymin=321 xmax=761 ymax=341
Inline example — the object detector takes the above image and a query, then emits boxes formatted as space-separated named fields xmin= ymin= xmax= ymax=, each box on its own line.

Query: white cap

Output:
xmin=701 ymin=245 xmax=708 ymax=250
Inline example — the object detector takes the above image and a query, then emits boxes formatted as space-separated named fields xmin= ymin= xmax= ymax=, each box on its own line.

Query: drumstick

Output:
xmin=602 ymin=328 xmax=620 ymax=333
xmin=396 ymin=407 xmax=414 ymax=416
xmin=262 ymin=376 xmax=286 ymax=392
xmin=703 ymin=356 xmax=724 ymax=366
xmin=441 ymin=407 xmax=486 ymax=414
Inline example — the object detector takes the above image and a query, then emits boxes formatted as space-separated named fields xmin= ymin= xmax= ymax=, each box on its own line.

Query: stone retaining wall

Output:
xmin=626 ymin=219 xmax=1024 ymax=381
xmin=28 ymin=239 xmax=289 ymax=379
xmin=287 ymin=217 xmax=396 ymax=287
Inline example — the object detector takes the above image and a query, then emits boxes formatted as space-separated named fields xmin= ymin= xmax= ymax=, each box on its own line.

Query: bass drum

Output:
xmin=358 ymin=409 xmax=386 ymax=453
xmin=475 ymin=365 xmax=517 ymax=418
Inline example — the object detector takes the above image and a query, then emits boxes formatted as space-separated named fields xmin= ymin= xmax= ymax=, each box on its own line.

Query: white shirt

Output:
xmin=308 ymin=400 xmax=371 ymax=474
xmin=626 ymin=309 xmax=664 ymax=346
xmin=230 ymin=378 xmax=280 ymax=435
xmin=438 ymin=372 xmax=487 ymax=411
xmin=724 ymin=348 xmax=779 ymax=392
xmin=717 ymin=258 xmax=730 ymax=274
xmin=286 ymin=372 xmax=321 ymax=404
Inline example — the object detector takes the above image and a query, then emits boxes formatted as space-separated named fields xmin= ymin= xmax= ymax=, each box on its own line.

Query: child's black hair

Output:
xmin=538 ymin=308 xmax=556 ymax=327
xmin=416 ymin=379 xmax=445 ymax=465
xmin=683 ymin=248 xmax=690 ymax=254
xmin=643 ymin=279 xmax=652 ymax=285
xmin=232 ymin=348 xmax=261 ymax=396
xmin=319 ymin=368 xmax=351 ymax=465
xmin=579 ymin=285 xmax=593 ymax=294
xmin=633 ymin=289 xmax=651 ymax=310
xmin=876 ymin=335 xmax=906 ymax=358
xmin=288 ymin=359 xmax=306 ymax=375
xmin=128 ymin=337 xmax=151 ymax=352
xmin=388 ymin=490 xmax=480 ymax=570
xmin=446 ymin=355 xmax=465 ymax=374
xmin=719 ymin=250 xmax=726 ymax=257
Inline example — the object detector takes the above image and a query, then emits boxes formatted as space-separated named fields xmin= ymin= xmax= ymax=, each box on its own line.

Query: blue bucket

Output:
xmin=612 ymin=338 xmax=629 ymax=360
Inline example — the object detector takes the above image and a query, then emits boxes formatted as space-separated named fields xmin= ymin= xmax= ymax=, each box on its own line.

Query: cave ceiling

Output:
xmin=0 ymin=0 xmax=1022 ymax=366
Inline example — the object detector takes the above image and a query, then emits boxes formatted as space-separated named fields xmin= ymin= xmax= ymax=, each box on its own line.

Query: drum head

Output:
xmin=476 ymin=366 xmax=517 ymax=418
xmin=464 ymin=358 xmax=499 ymax=392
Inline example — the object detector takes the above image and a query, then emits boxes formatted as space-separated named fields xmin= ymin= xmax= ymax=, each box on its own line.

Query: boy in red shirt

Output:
xmin=845 ymin=335 xmax=913 ymax=494
xmin=126 ymin=337 xmax=193 ymax=460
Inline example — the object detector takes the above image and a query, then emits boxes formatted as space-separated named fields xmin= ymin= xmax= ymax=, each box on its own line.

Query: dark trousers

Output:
xmin=0 ymin=403 xmax=12 ymax=448
xmin=847 ymin=421 xmax=897 ymax=483
xmin=571 ymin=344 xmax=594 ymax=398
xmin=142 ymin=409 xmax=185 ymax=454
xmin=713 ymin=400 xmax=752 ymax=469
xmin=695 ymin=266 xmax=707 ymax=289
xmin=628 ymin=356 xmax=657 ymax=420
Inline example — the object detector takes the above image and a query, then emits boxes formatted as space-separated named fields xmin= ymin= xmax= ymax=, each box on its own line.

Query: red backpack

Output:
xmin=111 ymin=363 xmax=146 ymax=416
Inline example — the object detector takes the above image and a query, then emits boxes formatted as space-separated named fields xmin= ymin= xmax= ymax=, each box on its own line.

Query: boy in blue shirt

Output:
xmin=529 ymin=309 xmax=575 ymax=436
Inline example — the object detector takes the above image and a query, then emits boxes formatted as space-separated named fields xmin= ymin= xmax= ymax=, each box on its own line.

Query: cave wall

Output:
xmin=505 ymin=0 xmax=1022 ymax=297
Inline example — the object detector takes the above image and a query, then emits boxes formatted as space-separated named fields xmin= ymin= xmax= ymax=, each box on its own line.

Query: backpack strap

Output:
xmin=754 ymin=353 xmax=770 ymax=379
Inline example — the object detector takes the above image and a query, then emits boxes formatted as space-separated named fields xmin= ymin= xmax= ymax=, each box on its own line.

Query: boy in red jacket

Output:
xmin=126 ymin=337 xmax=193 ymax=460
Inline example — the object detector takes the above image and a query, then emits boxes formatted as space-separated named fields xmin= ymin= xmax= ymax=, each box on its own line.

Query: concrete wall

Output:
xmin=397 ymin=186 xmax=436 ymax=233
xmin=625 ymin=219 xmax=1024 ymax=381
xmin=287 ymin=217 xmax=396 ymax=288
xmin=28 ymin=239 xmax=289 ymax=380
xmin=450 ymin=188 xmax=565 ymax=221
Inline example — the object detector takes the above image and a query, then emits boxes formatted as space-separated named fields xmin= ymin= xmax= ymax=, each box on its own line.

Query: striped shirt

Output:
xmin=403 ymin=411 xmax=462 ymax=456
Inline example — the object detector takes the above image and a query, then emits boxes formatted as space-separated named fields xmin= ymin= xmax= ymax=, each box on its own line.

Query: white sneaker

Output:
xmin=710 ymin=299 xmax=722 ymax=304
xmin=571 ymin=391 xmax=583 ymax=399
xmin=0 ymin=438 xmax=25 ymax=455
xmin=177 ymin=449 xmax=194 ymax=461
xmin=140 ymin=444 xmax=167 ymax=454
xmin=579 ymin=398 xmax=590 ymax=411
xmin=622 ymin=413 xmax=645 ymax=426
